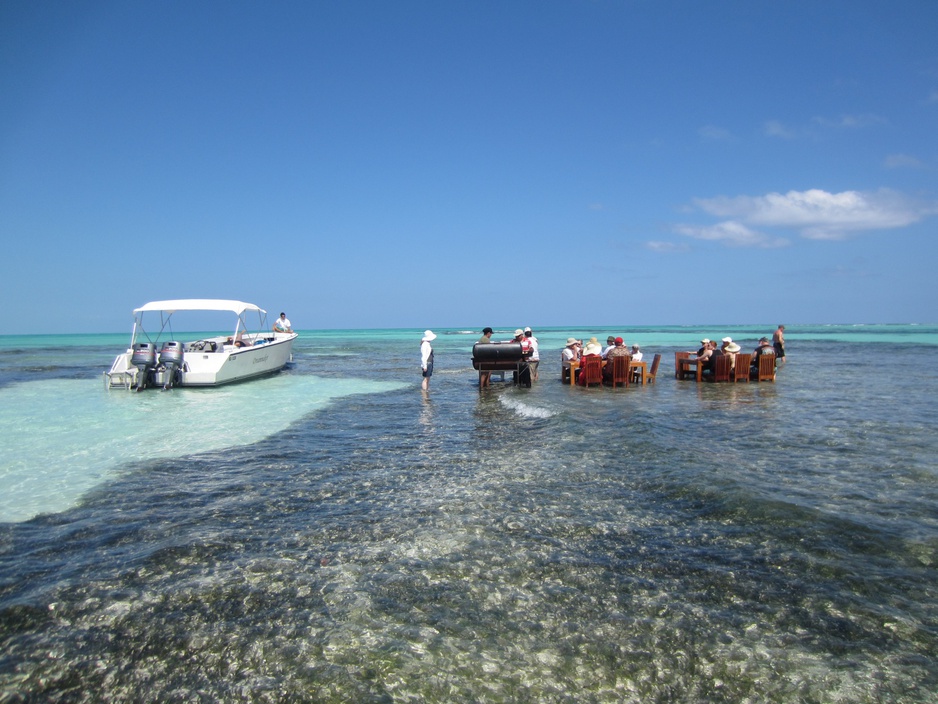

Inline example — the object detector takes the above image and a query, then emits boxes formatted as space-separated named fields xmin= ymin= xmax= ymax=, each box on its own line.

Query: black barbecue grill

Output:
xmin=471 ymin=342 xmax=530 ymax=387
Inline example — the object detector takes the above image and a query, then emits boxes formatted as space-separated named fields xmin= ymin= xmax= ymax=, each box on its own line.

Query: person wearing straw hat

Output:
xmin=420 ymin=330 xmax=436 ymax=391
xmin=720 ymin=337 xmax=741 ymax=373
xmin=561 ymin=337 xmax=581 ymax=383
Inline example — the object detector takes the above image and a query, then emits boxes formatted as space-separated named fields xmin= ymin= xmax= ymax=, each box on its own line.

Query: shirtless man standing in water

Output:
xmin=773 ymin=325 xmax=786 ymax=362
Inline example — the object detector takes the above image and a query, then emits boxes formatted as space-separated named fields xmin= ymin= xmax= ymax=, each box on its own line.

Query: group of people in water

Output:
xmin=476 ymin=326 xmax=541 ymax=387
xmin=420 ymin=324 xmax=786 ymax=389
xmin=561 ymin=335 xmax=644 ymax=385
xmin=685 ymin=324 xmax=786 ymax=377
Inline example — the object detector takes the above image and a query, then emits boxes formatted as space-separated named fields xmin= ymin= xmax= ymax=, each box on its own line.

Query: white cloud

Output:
xmin=763 ymin=120 xmax=796 ymax=139
xmin=645 ymin=240 xmax=689 ymax=253
xmin=693 ymin=188 xmax=934 ymax=240
xmin=675 ymin=221 xmax=789 ymax=248
xmin=812 ymin=113 xmax=887 ymax=129
xmin=884 ymin=153 xmax=925 ymax=169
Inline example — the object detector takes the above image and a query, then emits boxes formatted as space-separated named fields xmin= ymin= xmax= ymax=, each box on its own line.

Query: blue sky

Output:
xmin=2 ymin=1 xmax=936 ymax=334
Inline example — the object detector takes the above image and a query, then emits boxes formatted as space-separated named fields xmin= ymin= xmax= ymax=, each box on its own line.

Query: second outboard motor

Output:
xmin=131 ymin=342 xmax=157 ymax=391
xmin=158 ymin=341 xmax=184 ymax=390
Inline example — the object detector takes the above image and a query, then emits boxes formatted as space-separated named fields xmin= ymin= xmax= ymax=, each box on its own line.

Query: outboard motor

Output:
xmin=131 ymin=342 xmax=157 ymax=391
xmin=158 ymin=341 xmax=184 ymax=390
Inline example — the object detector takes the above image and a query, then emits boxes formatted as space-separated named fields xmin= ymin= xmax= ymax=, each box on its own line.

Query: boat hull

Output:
xmin=181 ymin=335 xmax=295 ymax=386
xmin=106 ymin=334 xmax=296 ymax=388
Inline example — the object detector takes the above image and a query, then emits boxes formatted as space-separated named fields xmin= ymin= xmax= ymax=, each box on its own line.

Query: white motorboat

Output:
xmin=105 ymin=299 xmax=297 ymax=390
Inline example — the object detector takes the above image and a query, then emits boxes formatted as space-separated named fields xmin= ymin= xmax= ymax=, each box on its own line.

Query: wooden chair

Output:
xmin=674 ymin=351 xmax=691 ymax=379
xmin=607 ymin=354 xmax=631 ymax=388
xmin=733 ymin=353 xmax=751 ymax=382
xmin=712 ymin=354 xmax=732 ymax=382
xmin=642 ymin=353 xmax=661 ymax=384
xmin=578 ymin=355 xmax=603 ymax=387
xmin=757 ymin=352 xmax=777 ymax=382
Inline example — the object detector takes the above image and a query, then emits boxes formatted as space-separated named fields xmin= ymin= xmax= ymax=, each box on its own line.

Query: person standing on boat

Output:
xmin=273 ymin=312 xmax=292 ymax=333
xmin=420 ymin=330 xmax=436 ymax=391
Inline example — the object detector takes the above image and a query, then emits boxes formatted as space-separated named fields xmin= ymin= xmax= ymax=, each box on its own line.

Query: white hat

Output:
xmin=584 ymin=342 xmax=603 ymax=355
xmin=422 ymin=330 xmax=437 ymax=342
xmin=514 ymin=328 xmax=524 ymax=337
xmin=566 ymin=337 xmax=578 ymax=346
xmin=524 ymin=326 xmax=532 ymax=332
xmin=722 ymin=337 xmax=733 ymax=343
xmin=701 ymin=338 xmax=710 ymax=344
xmin=725 ymin=341 xmax=741 ymax=353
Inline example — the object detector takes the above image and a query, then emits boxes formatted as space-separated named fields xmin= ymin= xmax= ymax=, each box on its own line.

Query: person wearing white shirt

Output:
xmin=420 ymin=330 xmax=436 ymax=391
xmin=524 ymin=327 xmax=540 ymax=382
xmin=561 ymin=337 xmax=580 ymax=383
xmin=273 ymin=313 xmax=292 ymax=333
xmin=630 ymin=344 xmax=643 ymax=362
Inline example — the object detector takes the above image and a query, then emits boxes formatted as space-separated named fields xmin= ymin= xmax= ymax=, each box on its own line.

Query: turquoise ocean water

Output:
xmin=1 ymin=324 xmax=937 ymax=701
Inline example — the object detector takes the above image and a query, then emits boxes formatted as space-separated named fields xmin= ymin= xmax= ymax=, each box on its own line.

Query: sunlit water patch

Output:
xmin=0 ymin=375 xmax=405 ymax=522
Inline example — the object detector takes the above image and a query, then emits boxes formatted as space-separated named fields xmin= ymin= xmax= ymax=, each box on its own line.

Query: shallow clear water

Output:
xmin=1 ymin=326 xmax=937 ymax=702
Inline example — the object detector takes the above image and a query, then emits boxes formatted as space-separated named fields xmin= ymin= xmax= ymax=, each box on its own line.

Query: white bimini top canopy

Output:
xmin=134 ymin=299 xmax=266 ymax=316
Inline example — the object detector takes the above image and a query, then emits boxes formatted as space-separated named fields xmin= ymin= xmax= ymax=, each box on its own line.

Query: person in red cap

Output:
xmin=602 ymin=337 xmax=630 ymax=383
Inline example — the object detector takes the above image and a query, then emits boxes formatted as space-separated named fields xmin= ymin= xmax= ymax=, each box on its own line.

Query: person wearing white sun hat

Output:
xmin=420 ymin=330 xmax=436 ymax=391
xmin=720 ymin=336 xmax=741 ymax=374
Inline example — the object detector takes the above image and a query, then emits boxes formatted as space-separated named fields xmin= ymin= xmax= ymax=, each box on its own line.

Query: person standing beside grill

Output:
xmin=524 ymin=327 xmax=539 ymax=382
xmin=477 ymin=327 xmax=494 ymax=388
xmin=512 ymin=329 xmax=533 ymax=387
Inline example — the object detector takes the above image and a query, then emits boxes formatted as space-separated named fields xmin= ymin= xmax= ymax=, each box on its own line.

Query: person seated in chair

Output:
xmin=720 ymin=337 xmax=741 ymax=373
xmin=561 ymin=337 xmax=581 ymax=382
xmin=752 ymin=337 xmax=774 ymax=358
xmin=577 ymin=340 xmax=603 ymax=385
xmin=602 ymin=337 xmax=629 ymax=383
xmin=693 ymin=339 xmax=715 ymax=375
xmin=751 ymin=337 xmax=775 ymax=373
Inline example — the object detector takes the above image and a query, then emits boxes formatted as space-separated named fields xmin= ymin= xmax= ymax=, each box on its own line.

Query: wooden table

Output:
xmin=567 ymin=359 xmax=648 ymax=385
xmin=567 ymin=359 xmax=581 ymax=385
xmin=677 ymin=357 xmax=703 ymax=382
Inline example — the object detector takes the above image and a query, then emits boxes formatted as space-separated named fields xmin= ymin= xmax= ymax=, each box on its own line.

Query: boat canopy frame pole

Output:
xmin=129 ymin=306 xmax=271 ymax=347
xmin=131 ymin=311 xmax=178 ymax=347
